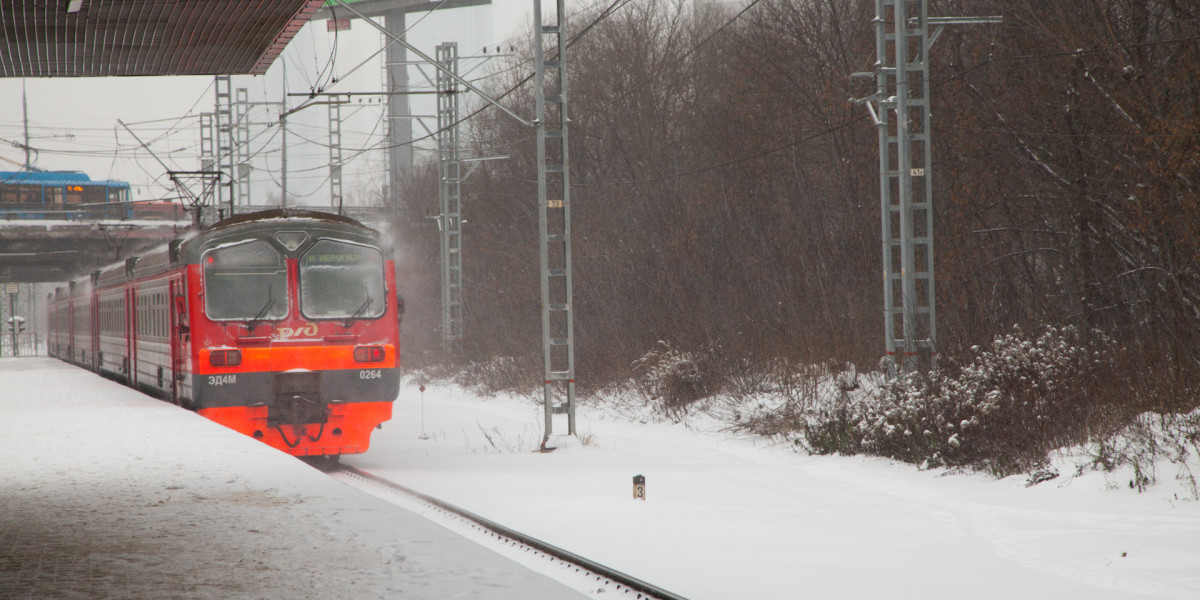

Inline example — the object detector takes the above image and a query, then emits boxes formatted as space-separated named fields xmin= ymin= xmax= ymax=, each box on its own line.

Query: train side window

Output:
xmin=158 ymin=292 xmax=167 ymax=338
xmin=65 ymin=185 xmax=84 ymax=205
xmin=83 ymin=187 xmax=104 ymax=205
xmin=14 ymin=185 xmax=40 ymax=205
xmin=203 ymin=239 xmax=289 ymax=321
xmin=298 ymin=239 xmax=386 ymax=320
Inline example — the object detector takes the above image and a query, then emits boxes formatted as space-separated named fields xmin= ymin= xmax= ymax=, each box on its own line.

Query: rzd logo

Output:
xmin=277 ymin=323 xmax=318 ymax=340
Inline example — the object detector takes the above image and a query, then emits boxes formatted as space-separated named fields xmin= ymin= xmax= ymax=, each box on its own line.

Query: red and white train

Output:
xmin=48 ymin=209 xmax=402 ymax=459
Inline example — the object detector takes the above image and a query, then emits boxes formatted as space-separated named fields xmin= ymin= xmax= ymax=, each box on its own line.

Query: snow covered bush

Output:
xmin=454 ymin=356 xmax=530 ymax=393
xmin=632 ymin=341 xmax=724 ymax=417
xmin=805 ymin=326 xmax=1118 ymax=476
xmin=1084 ymin=410 xmax=1200 ymax=496
xmin=722 ymin=359 xmax=877 ymax=439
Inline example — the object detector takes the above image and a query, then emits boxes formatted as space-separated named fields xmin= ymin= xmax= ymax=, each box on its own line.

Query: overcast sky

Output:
xmin=0 ymin=0 xmax=539 ymax=208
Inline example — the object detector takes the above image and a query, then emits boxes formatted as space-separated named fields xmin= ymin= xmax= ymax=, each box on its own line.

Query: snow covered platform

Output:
xmin=0 ymin=358 xmax=583 ymax=599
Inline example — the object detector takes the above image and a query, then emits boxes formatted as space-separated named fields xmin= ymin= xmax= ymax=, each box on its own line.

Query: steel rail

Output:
xmin=335 ymin=465 xmax=689 ymax=600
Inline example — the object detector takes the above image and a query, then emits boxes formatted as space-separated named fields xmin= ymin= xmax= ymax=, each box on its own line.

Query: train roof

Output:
xmin=189 ymin=209 xmax=385 ymax=252
xmin=201 ymin=208 xmax=371 ymax=233
xmin=0 ymin=170 xmax=131 ymax=188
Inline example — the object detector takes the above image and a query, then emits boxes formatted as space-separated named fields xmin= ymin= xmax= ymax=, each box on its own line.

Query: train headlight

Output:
xmin=353 ymin=345 xmax=385 ymax=363
xmin=209 ymin=349 xmax=242 ymax=367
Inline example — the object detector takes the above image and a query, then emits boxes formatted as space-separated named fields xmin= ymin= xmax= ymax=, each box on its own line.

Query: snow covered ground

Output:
xmin=350 ymin=378 xmax=1200 ymax=600
xmin=0 ymin=358 xmax=582 ymax=599
xmin=3 ymin=355 xmax=1197 ymax=599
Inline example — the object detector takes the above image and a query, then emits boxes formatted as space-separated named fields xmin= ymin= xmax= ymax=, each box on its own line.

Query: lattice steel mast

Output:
xmin=329 ymin=96 xmax=344 ymax=212
xmin=214 ymin=75 xmax=235 ymax=216
xmin=535 ymin=0 xmax=576 ymax=440
xmin=855 ymin=1 xmax=999 ymax=375
xmin=436 ymin=42 xmax=464 ymax=353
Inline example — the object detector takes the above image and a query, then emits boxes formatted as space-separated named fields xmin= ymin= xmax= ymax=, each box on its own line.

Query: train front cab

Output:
xmin=187 ymin=223 xmax=400 ymax=457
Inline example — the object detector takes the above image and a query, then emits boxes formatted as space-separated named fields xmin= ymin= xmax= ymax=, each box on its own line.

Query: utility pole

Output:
xmin=535 ymin=0 xmax=576 ymax=442
xmin=235 ymin=88 xmax=252 ymax=209
xmin=202 ymin=76 xmax=253 ymax=215
xmin=329 ymin=94 xmax=344 ymax=213
xmin=853 ymin=0 xmax=999 ymax=376
xmin=436 ymin=42 xmax=464 ymax=354
xmin=200 ymin=112 xmax=214 ymax=175
xmin=27 ymin=283 xmax=36 ymax=356
xmin=22 ymin=81 xmax=30 ymax=170
xmin=281 ymin=61 xmax=289 ymax=209
xmin=7 ymin=285 xmax=18 ymax=358
xmin=215 ymin=75 xmax=235 ymax=216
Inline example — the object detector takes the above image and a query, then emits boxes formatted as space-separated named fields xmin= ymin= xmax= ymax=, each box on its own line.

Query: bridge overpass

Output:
xmin=0 ymin=204 xmax=395 ymax=284
xmin=0 ymin=219 xmax=188 ymax=283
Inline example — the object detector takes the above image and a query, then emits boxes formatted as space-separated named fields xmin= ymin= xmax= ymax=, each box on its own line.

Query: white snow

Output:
xmin=0 ymin=358 xmax=582 ymax=599
xmin=350 ymin=380 xmax=1200 ymax=600
xmin=4 ymin=356 xmax=1199 ymax=599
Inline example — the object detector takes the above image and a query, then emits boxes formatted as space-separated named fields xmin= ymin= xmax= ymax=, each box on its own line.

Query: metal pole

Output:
xmin=281 ymin=61 xmax=289 ymax=209
xmin=536 ymin=0 xmax=576 ymax=443
xmin=873 ymin=0 xmax=896 ymax=377
xmin=534 ymin=0 xmax=552 ymax=439
xmin=858 ymin=1 xmax=999 ymax=375
xmin=386 ymin=9 xmax=413 ymax=198
xmin=560 ymin=0 xmax=577 ymax=438
xmin=215 ymin=75 xmax=235 ymax=217
xmin=437 ymin=42 xmax=464 ymax=354
xmin=235 ymin=88 xmax=251 ymax=209
xmin=22 ymin=81 xmax=31 ymax=171
xmin=329 ymin=97 xmax=344 ymax=213
xmin=894 ymin=1 xmax=918 ymax=373
xmin=27 ymin=283 xmax=36 ymax=356
xmin=9 ymin=292 xmax=17 ymax=358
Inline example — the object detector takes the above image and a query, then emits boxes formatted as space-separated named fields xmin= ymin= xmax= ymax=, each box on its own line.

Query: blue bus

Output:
xmin=0 ymin=171 xmax=133 ymax=220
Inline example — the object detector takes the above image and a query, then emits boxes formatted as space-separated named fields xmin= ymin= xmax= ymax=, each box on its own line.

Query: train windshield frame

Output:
xmin=202 ymin=239 xmax=290 ymax=322
xmin=298 ymin=238 xmax=387 ymax=321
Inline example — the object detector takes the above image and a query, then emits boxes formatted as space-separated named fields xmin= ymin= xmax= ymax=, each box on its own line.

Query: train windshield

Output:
xmin=203 ymin=240 xmax=289 ymax=321
xmin=299 ymin=239 xmax=386 ymax=320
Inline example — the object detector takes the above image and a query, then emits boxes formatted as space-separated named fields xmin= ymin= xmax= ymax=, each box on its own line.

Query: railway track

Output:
xmin=331 ymin=465 xmax=689 ymax=600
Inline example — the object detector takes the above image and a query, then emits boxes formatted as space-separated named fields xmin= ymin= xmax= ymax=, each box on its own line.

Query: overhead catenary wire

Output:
xmin=1 ymin=0 xmax=655 ymax=188
xmin=23 ymin=1 xmax=1194 ymax=200
xmin=291 ymin=0 xmax=457 ymax=104
xmin=335 ymin=0 xmax=654 ymax=156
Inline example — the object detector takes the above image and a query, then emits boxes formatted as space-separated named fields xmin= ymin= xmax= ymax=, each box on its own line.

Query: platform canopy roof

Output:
xmin=0 ymin=0 xmax=324 ymax=78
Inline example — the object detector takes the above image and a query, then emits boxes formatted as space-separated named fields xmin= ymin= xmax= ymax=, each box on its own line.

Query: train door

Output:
xmin=46 ymin=294 xmax=54 ymax=358
xmin=126 ymin=285 xmax=137 ymax=386
xmin=46 ymin=294 xmax=55 ymax=358
xmin=66 ymin=294 xmax=74 ymax=362
xmin=90 ymin=282 xmax=100 ymax=371
xmin=169 ymin=278 xmax=189 ymax=404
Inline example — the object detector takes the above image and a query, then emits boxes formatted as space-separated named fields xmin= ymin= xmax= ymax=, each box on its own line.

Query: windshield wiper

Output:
xmin=343 ymin=296 xmax=373 ymax=328
xmin=246 ymin=286 xmax=275 ymax=333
